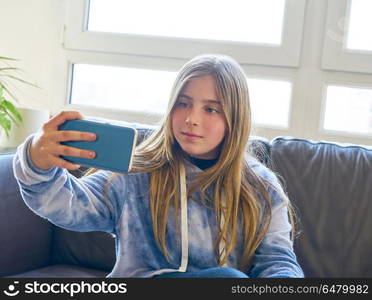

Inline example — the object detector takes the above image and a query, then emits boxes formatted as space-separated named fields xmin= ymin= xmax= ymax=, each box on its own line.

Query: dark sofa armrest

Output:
xmin=0 ymin=154 xmax=53 ymax=276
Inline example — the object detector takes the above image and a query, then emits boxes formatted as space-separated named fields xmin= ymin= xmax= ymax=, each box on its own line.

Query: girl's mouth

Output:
xmin=182 ymin=132 xmax=203 ymax=138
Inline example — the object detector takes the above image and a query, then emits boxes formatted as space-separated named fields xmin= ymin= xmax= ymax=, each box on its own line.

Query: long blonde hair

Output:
xmin=86 ymin=54 xmax=297 ymax=270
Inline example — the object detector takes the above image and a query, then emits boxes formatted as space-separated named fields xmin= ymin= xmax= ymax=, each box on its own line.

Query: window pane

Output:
xmin=70 ymin=64 xmax=177 ymax=114
xmin=88 ymin=0 xmax=285 ymax=45
xmin=324 ymin=85 xmax=372 ymax=134
xmin=346 ymin=0 xmax=372 ymax=51
xmin=70 ymin=64 xmax=291 ymax=127
xmin=248 ymin=79 xmax=291 ymax=127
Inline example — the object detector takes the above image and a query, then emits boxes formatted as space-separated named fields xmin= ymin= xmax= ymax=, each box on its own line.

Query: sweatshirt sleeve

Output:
xmin=246 ymin=162 xmax=304 ymax=278
xmin=12 ymin=134 xmax=127 ymax=234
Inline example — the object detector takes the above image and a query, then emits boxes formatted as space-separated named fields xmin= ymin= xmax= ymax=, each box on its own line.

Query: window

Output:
xmin=70 ymin=64 xmax=176 ymax=114
xmin=248 ymin=79 xmax=291 ymax=128
xmin=323 ymin=85 xmax=372 ymax=135
xmin=61 ymin=0 xmax=372 ymax=144
xmin=64 ymin=0 xmax=306 ymax=66
xmin=88 ymin=0 xmax=285 ymax=45
xmin=346 ymin=0 xmax=372 ymax=51
xmin=69 ymin=63 xmax=292 ymax=127
xmin=322 ymin=0 xmax=372 ymax=73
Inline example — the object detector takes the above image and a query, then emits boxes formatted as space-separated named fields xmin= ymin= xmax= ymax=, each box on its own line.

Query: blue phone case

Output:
xmin=58 ymin=119 xmax=138 ymax=173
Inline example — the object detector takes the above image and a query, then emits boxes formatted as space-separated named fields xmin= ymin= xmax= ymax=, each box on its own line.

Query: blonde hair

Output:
xmin=86 ymin=54 xmax=297 ymax=270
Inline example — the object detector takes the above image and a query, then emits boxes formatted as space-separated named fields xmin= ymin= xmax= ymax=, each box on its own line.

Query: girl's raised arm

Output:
xmin=13 ymin=133 xmax=127 ymax=234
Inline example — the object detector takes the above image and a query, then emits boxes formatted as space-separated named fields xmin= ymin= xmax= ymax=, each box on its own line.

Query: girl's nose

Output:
xmin=185 ymin=110 xmax=200 ymax=126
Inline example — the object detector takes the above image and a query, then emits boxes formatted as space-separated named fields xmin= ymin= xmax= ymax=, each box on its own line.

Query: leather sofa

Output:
xmin=1 ymin=122 xmax=371 ymax=277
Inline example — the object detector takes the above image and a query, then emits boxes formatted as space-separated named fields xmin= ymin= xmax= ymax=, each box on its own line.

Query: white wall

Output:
xmin=0 ymin=0 xmax=67 ymax=112
xmin=1 ymin=0 xmax=371 ymax=145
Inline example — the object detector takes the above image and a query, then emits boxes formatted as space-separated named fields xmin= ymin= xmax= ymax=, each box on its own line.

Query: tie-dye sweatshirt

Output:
xmin=13 ymin=134 xmax=304 ymax=278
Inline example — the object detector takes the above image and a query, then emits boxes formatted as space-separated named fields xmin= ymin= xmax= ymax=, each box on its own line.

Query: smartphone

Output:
xmin=58 ymin=119 xmax=138 ymax=173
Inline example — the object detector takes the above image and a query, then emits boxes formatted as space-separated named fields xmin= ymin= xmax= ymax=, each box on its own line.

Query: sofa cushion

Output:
xmin=0 ymin=154 xmax=53 ymax=277
xmin=6 ymin=264 xmax=107 ymax=278
xmin=51 ymin=228 xmax=116 ymax=273
xmin=270 ymin=137 xmax=372 ymax=277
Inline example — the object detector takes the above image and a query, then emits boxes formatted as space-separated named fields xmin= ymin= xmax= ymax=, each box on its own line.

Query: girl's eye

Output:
xmin=177 ymin=101 xmax=188 ymax=108
xmin=206 ymin=107 xmax=219 ymax=114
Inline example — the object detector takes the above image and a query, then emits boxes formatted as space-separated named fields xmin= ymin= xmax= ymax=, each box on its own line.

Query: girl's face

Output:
xmin=172 ymin=75 xmax=227 ymax=160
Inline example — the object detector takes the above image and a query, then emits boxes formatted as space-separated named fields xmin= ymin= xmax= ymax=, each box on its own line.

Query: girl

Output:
xmin=13 ymin=54 xmax=304 ymax=278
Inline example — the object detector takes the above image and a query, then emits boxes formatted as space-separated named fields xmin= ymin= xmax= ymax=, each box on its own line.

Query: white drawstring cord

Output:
xmin=177 ymin=163 xmax=189 ymax=272
xmin=176 ymin=164 xmax=227 ymax=272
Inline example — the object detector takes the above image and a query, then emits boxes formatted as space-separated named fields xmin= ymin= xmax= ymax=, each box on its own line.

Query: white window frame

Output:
xmin=322 ymin=0 xmax=372 ymax=74
xmin=63 ymin=0 xmax=306 ymax=67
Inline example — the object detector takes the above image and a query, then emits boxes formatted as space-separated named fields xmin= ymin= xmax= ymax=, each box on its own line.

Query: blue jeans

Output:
xmin=154 ymin=267 xmax=249 ymax=278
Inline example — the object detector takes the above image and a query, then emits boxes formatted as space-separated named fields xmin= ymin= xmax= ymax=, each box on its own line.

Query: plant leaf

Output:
xmin=0 ymin=113 xmax=12 ymax=138
xmin=0 ymin=67 xmax=18 ymax=71
xmin=1 ymin=100 xmax=22 ymax=123
xmin=1 ymin=74 xmax=39 ymax=88
xmin=0 ymin=56 xmax=38 ymax=135
xmin=0 ymin=56 xmax=18 ymax=61
xmin=0 ymin=83 xmax=19 ymax=104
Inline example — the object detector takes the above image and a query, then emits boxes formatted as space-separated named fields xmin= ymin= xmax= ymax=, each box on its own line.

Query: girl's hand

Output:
xmin=29 ymin=111 xmax=97 ymax=171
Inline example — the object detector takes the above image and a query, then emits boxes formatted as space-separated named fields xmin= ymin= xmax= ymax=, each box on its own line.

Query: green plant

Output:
xmin=0 ymin=56 xmax=37 ymax=138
